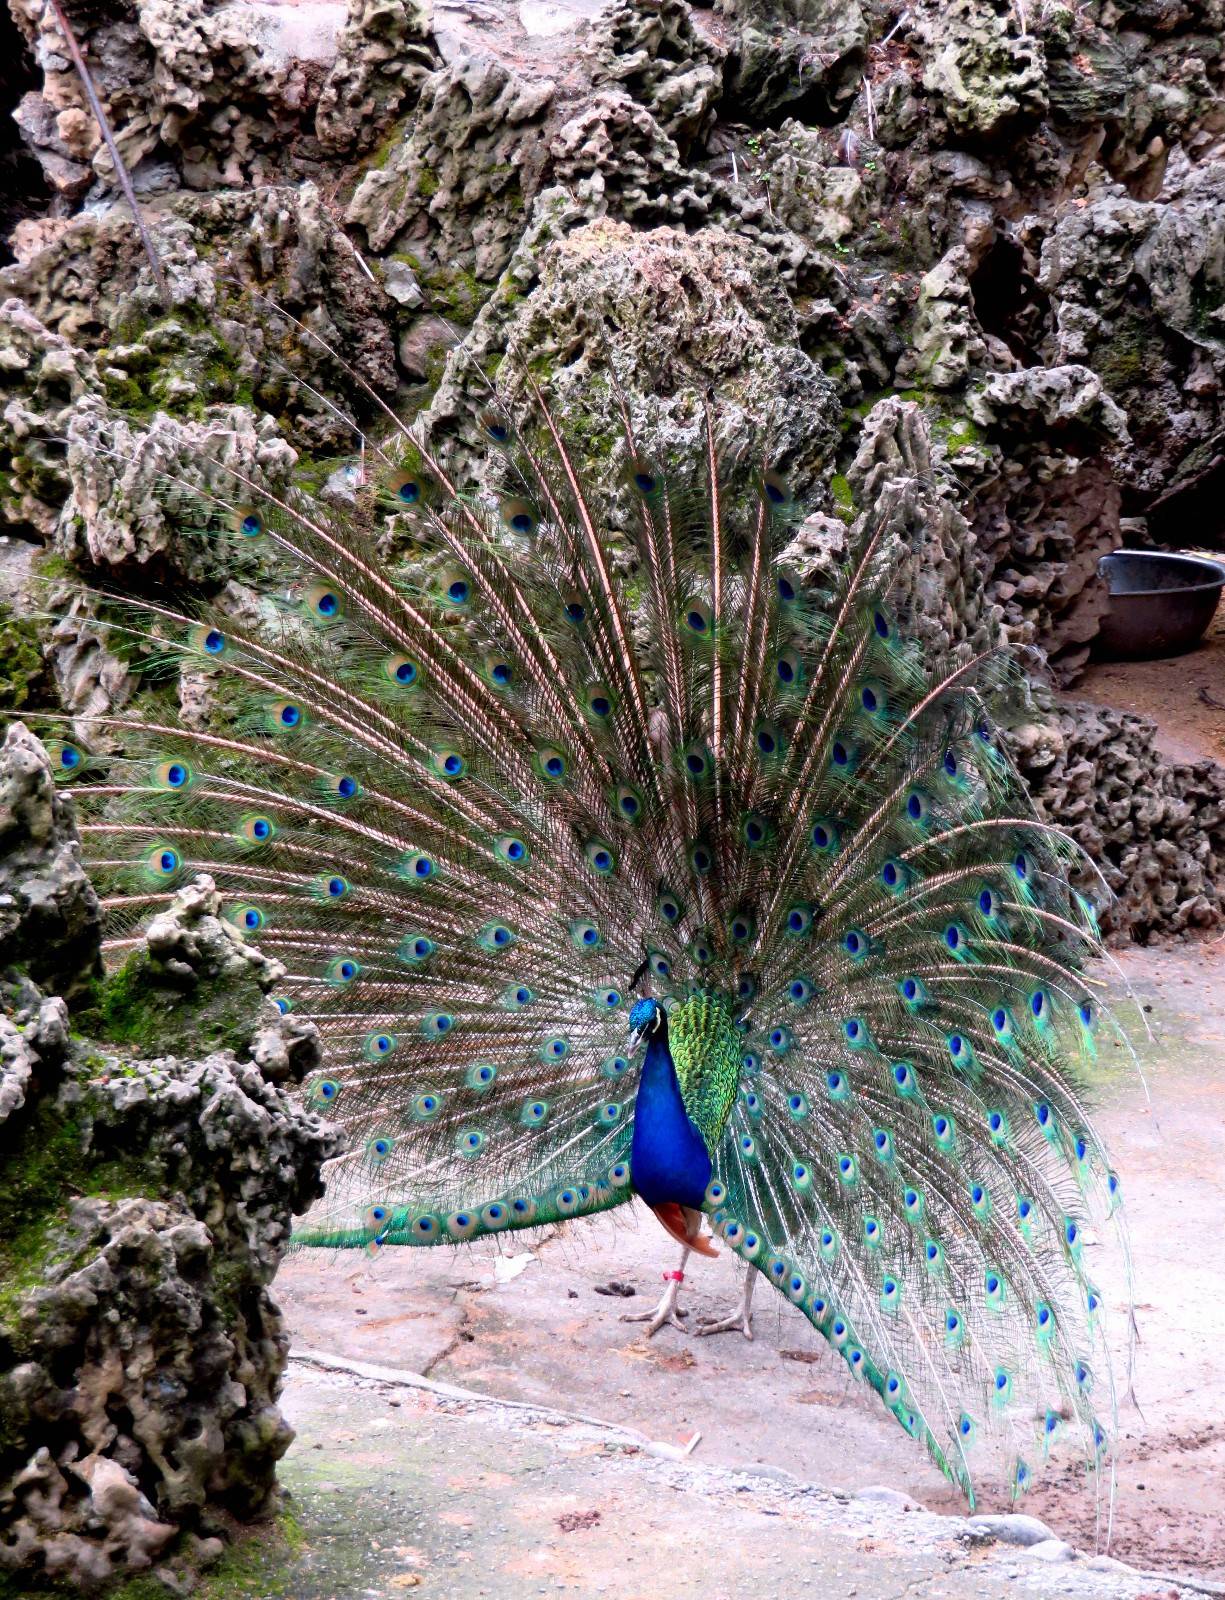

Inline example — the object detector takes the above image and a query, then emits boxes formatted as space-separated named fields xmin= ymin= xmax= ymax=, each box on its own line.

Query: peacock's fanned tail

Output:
xmin=60 ymin=388 xmax=1133 ymax=1506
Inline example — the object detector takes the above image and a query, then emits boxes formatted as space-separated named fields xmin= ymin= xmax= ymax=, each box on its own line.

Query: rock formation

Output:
xmin=0 ymin=0 xmax=1221 ymax=916
xmin=0 ymin=723 xmax=337 ymax=1589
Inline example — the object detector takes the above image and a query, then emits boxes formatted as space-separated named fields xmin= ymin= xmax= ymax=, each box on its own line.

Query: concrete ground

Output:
xmin=273 ymin=941 xmax=1225 ymax=1596
xmin=266 ymin=1356 xmax=1190 ymax=1600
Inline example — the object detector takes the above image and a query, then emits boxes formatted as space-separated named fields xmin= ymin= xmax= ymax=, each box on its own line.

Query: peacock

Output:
xmin=52 ymin=373 xmax=1133 ymax=1509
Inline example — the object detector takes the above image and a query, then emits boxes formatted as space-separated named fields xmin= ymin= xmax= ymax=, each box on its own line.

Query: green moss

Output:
xmin=416 ymin=165 xmax=440 ymax=198
xmin=76 ymin=949 xmax=260 ymax=1059
xmin=1095 ymin=313 xmax=1155 ymax=391
xmin=829 ymin=472 xmax=856 ymax=524
xmin=0 ymin=603 xmax=49 ymax=711
xmin=369 ymin=119 xmax=410 ymax=170
xmin=0 ymin=1105 xmax=84 ymax=1332
xmin=422 ymin=265 xmax=490 ymax=320
xmin=942 ymin=418 xmax=982 ymax=451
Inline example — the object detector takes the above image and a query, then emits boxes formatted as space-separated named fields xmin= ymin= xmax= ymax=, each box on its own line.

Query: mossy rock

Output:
xmin=0 ymin=604 xmax=50 ymax=713
xmin=76 ymin=949 xmax=265 ymax=1059
xmin=0 ymin=1506 xmax=307 ymax=1599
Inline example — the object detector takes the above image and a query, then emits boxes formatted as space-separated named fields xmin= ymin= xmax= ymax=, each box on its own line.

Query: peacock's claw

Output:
xmin=693 ymin=1272 xmax=756 ymax=1340
xmin=693 ymin=1309 xmax=754 ymax=1341
xmin=621 ymin=1273 xmax=689 ymax=1336
xmin=621 ymin=1303 xmax=689 ymax=1337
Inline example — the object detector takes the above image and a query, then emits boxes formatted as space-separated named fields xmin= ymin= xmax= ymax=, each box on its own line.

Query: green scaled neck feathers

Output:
xmin=668 ymin=992 xmax=742 ymax=1155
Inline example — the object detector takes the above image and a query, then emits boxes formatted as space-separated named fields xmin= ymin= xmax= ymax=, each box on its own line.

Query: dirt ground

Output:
xmin=278 ymin=939 xmax=1225 ymax=1589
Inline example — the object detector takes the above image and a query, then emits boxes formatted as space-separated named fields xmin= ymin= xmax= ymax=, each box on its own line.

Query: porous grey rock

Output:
xmin=968 ymin=365 xmax=1131 ymax=679
xmin=0 ymin=299 xmax=102 ymax=539
xmin=1006 ymin=693 xmax=1225 ymax=940
xmin=0 ymin=183 xmax=397 ymax=546
xmin=347 ymin=53 xmax=556 ymax=274
xmin=843 ymin=397 xmax=1000 ymax=661
xmin=720 ymin=0 xmax=867 ymax=124
xmin=549 ymin=88 xmax=712 ymax=223
xmin=587 ymin=0 xmax=725 ymax=151
xmin=915 ymin=0 xmax=1048 ymax=142
xmin=899 ymin=246 xmax=990 ymax=391
xmin=9 ymin=0 xmax=349 ymax=196
xmin=424 ymin=211 xmax=842 ymax=496
xmin=0 ymin=732 xmax=335 ymax=1592
xmin=315 ymin=0 xmax=439 ymax=156
xmin=54 ymin=396 xmax=296 ymax=585
xmin=0 ymin=722 xmax=101 ymax=1004
xmin=0 ymin=1041 xmax=335 ymax=1590
xmin=1038 ymin=163 xmax=1225 ymax=506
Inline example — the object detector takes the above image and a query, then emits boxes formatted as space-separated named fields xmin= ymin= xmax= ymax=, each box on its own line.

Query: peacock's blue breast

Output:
xmin=630 ymin=1037 xmax=713 ymax=1208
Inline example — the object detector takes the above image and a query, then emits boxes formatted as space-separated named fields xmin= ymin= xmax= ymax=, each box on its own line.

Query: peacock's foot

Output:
xmin=621 ymin=1272 xmax=688 ymax=1337
xmin=693 ymin=1274 xmax=756 ymax=1340
xmin=693 ymin=1306 xmax=754 ymax=1340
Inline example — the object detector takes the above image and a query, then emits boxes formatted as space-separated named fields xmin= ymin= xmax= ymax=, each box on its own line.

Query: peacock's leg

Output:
xmin=620 ymin=1246 xmax=690 ymax=1336
xmin=694 ymin=1266 xmax=756 ymax=1341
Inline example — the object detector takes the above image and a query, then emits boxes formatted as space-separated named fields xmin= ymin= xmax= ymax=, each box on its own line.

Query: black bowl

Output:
xmin=1095 ymin=549 xmax=1225 ymax=661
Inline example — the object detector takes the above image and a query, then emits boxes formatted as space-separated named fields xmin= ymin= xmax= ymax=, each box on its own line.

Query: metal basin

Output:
xmin=1095 ymin=549 xmax=1225 ymax=660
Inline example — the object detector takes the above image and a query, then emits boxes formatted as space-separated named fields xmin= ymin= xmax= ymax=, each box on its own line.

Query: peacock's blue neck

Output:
xmin=630 ymin=1032 xmax=712 ymax=1210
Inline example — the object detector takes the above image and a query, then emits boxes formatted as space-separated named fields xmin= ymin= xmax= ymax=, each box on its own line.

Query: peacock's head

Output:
xmin=627 ymin=996 xmax=664 ymax=1054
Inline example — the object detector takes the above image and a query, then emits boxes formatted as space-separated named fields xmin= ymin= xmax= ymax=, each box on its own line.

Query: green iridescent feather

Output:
xmin=669 ymin=993 xmax=741 ymax=1154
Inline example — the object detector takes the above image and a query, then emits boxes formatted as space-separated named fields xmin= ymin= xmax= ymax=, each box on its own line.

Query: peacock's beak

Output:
xmin=626 ymin=1025 xmax=646 ymax=1056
